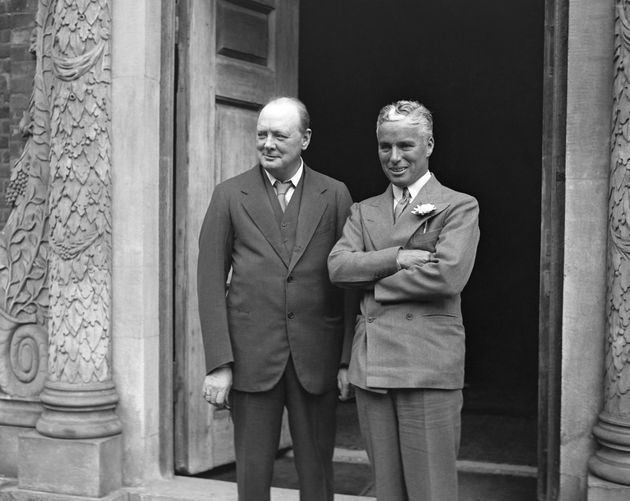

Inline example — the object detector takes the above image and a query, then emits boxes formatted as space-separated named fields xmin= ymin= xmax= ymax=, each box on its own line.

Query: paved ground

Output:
xmin=200 ymin=390 xmax=538 ymax=500
xmin=204 ymin=456 xmax=537 ymax=500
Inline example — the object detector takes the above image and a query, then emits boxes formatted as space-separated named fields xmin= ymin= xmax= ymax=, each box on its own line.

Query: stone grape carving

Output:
xmin=0 ymin=0 xmax=53 ymax=398
xmin=0 ymin=0 xmax=113 ymax=396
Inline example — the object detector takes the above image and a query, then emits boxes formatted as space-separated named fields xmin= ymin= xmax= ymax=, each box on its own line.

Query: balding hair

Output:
xmin=263 ymin=97 xmax=311 ymax=133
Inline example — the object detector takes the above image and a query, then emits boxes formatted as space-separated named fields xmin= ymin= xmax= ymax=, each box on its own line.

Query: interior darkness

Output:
xmin=299 ymin=1 xmax=544 ymax=415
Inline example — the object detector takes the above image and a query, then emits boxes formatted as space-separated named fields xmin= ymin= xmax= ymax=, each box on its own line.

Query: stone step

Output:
xmin=290 ymin=447 xmax=538 ymax=478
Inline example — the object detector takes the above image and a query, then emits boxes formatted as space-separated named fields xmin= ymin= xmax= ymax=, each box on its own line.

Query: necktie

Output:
xmin=275 ymin=180 xmax=293 ymax=212
xmin=394 ymin=187 xmax=410 ymax=222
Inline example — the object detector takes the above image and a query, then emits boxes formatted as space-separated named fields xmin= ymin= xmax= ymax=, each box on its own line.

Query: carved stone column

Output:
xmin=14 ymin=0 xmax=123 ymax=497
xmin=33 ymin=0 xmax=122 ymax=441
xmin=589 ymin=0 xmax=630 ymax=486
xmin=0 ymin=0 xmax=50 ymax=436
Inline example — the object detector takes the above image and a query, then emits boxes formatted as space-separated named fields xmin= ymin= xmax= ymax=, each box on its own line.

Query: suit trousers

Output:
xmin=231 ymin=357 xmax=337 ymax=501
xmin=355 ymin=387 xmax=462 ymax=501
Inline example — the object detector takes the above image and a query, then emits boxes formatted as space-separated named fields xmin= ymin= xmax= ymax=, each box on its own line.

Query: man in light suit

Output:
xmin=197 ymin=97 xmax=354 ymax=501
xmin=328 ymin=100 xmax=480 ymax=501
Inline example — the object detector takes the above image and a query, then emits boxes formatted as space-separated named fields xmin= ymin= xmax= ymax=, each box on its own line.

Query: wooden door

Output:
xmin=174 ymin=0 xmax=299 ymax=474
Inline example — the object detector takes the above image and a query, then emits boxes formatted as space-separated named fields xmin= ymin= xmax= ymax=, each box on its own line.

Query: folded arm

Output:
xmin=328 ymin=203 xmax=401 ymax=288
xmin=374 ymin=195 xmax=480 ymax=303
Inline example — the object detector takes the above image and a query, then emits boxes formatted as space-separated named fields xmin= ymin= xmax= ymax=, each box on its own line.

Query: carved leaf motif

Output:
xmin=85 ymin=2 xmax=99 ymax=25
xmin=10 ymin=248 xmax=22 ymax=265
xmin=619 ymin=363 xmax=630 ymax=394
xmin=604 ymin=1 xmax=630 ymax=413
xmin=56 ymin=28 xmax=70 ymax=53
xmin=0 ymin=247 xmax=8 ymax=269
xmin=69 ymin=31 xmax=83 ymax=56
xmin=68 ymin=95 xmax=83 ymax=122
xmin=76 ymin=0 xmax=89 ymax=14
xmin=44 ymin=0 xmax=113 ymax=384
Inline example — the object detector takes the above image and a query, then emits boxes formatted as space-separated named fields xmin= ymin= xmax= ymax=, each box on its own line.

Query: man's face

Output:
xmin=256 ymin=102 xmax=311 ymax=180
xmin=377 ymin=118 xmax=434 ymax=188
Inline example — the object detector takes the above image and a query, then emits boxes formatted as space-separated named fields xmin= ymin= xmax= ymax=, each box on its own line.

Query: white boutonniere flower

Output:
xmin=411 ymin=203 xmax=436 ymax=216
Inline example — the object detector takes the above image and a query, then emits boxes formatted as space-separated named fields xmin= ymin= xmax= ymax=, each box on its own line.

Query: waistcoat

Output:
xmin=263 ymin=169 xmax=305 ymax=261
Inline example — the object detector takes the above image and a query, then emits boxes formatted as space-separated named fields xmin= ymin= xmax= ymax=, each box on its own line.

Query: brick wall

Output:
xmin=0 ymin=0 xmax=36 ymax=226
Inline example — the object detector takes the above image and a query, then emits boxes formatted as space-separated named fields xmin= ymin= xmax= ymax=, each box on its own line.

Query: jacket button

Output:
xmin=287 ymin=275 xmax=294 ymax=282
xmin=406 ymin=313 xmax=413 ymax=320
xmin=288 ymin=312 xmax=295 ymax=319
xmin=367 ymin=317 xmax=375 ymax=323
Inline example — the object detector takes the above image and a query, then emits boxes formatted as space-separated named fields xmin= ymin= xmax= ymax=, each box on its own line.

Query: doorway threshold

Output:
xmin=326 ymin=447 xmax=537 ymax=478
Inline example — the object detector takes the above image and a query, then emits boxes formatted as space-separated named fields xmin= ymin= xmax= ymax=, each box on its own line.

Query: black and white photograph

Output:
xmin=0 ymin=1 xmax=622 ymax=500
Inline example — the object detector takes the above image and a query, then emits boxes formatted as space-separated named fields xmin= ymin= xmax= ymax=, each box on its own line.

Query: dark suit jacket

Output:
xmin=198 ymin=165 xmax=354 ymax=394
xmin=328 ymin=175 xmax=480 ymax=390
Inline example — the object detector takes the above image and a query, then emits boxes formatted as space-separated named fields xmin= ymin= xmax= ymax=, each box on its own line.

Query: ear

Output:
xmin=426 ymin=135 xmax=435 ymax=157
xmin=301 ymin=129 xmax=312 ymax=150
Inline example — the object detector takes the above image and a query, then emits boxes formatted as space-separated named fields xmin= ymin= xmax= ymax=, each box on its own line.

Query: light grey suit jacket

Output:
xmin=328 ymin=175 xmax=480 ymax=390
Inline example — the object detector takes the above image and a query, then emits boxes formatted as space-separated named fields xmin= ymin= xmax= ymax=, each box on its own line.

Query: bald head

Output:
xmin=262 ymin=97 xmax=310 ymax=133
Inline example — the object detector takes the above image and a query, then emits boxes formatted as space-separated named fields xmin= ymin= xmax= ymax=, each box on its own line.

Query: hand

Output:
xmin=397 ymin=249 xmax=436 ymax=269
xmin=337 ymin=367 xmax=354 ymax=401
xmin=203 ymin=366 xmax=233 ymax=410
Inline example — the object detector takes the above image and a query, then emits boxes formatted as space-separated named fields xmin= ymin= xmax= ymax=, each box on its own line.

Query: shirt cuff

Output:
xmin=395 ymin=247 xmax=403 ymax=271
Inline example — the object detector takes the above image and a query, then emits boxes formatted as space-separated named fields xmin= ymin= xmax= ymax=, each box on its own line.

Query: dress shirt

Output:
xmin=393 ymin=170 xmax=433 ymax=273
xmin=264 ymin=159 xmax=304 ymax=204
xmin=391 ymin=170 xmax=432 ymax=210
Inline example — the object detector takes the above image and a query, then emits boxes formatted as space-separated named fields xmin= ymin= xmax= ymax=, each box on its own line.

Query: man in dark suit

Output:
xmin=197 ymin=97 xmax=354 ymax=501
xmin=328 ymin=100 xmax=480 ymax=501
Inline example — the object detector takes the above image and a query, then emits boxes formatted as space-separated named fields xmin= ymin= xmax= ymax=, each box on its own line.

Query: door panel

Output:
xmin=216 ymin=103 xmax=259 ymax=182
xmin=175 ymin=0 xmax=299 ymax=474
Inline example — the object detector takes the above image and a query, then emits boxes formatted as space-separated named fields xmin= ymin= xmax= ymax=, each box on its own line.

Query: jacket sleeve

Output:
xmin=197 ymin=184 xmax=235 ymax=374
xmin=328 ymin=202 xmax=400 ymax=289
xmin=334 ymin=185 xmax=361 ymax=366
xmin=374 ymin=195 xmax=480 ymax=303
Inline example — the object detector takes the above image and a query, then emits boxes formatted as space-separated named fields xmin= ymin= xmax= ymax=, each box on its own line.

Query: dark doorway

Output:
xmin=299 ymin=0 xmax=543 ymax=468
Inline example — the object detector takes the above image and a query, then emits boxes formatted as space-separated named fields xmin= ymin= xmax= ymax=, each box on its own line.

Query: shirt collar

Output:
xmin=392 ymin=170 xmax=432 ymax=202
xmin=264 ymin=159 xmax=304 ymax=187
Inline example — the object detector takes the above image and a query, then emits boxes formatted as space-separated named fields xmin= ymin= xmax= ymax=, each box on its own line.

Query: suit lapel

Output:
xmin=392 ymin=175 xmax=449 ymax=242
xmin=288 ymin=166 xmax=327 ymax=272
xmin=362 ymin=189 xmax=395 ymax=250
xmin=240 ymin=166 xmax=290 ymax=267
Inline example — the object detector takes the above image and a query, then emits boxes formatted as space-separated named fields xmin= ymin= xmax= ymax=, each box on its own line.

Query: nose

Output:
xmin=390 ymin=146 xmax=401 ymax=163
xmin=262 ymin=134 xmax=275 ymax=150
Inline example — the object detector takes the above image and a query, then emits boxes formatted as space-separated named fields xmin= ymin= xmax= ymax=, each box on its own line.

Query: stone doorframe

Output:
xmin=146 ymin=1 xmax=620 ymax=500
xmin=0 ymin=0 xmax=612 ymax=499
xmin=109 ymin=1 xmax=625 ymax=501
xmin=0 ymin=0 xmax=614 ymax=499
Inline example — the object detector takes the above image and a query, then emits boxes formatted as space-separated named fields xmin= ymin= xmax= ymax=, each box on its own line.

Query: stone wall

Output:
xmin=562 ymin=0 xmax=615 ymax=499
xmin=0 ymin=0 xmax=36 ymax=225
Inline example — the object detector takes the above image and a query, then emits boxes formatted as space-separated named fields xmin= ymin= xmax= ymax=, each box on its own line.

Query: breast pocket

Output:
xmin=406 ymin=229 xmax=440 ymax=252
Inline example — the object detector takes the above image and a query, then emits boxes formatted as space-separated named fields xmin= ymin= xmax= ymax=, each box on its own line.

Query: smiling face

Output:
xmin=377 ymin=118 xmax=434 ymax=188
xmin=256 ymin=101 xmax=311 ymax=181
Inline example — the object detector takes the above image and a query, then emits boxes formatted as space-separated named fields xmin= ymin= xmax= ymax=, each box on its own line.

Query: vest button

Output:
xmin=288 ymin=312 xmax=295 ymax=319
xmin=367 ymin=317 xmax=375 ymax=323
xmin=406 ymin=313 xmax=413 ymax=320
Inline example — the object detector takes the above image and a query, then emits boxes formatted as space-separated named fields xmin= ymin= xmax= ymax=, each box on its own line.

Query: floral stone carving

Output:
xmin=606 ymin=0 xmax=630 ymax=416
xmin=46 ymin=0 xmax=113 ymax=385
xmin=0 ymin=1 xmax=52 ymax=399
xmin=590 ymin=0 xmax=630 ymax=486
